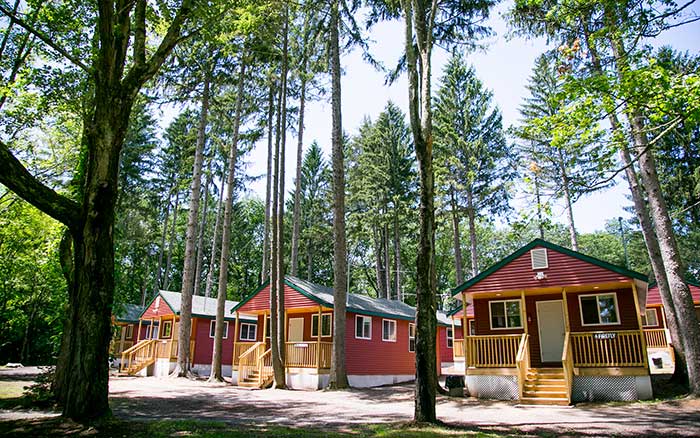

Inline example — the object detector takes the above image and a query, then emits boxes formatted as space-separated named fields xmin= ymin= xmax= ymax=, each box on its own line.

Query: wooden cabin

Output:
xmin=111 ymin=303 xmax=147 ymax=359
xmin=643 ymin=281 xmax=700 ymax=374
xmin=445 ymin=303 xmax=474 ymax=374
xmin=119 ymin=291 xmax=256 ymax=377
xmin=229 ymin=276 xmax=460 ymax=389
xmin=451 ymin=239 xmax=652 ymax=405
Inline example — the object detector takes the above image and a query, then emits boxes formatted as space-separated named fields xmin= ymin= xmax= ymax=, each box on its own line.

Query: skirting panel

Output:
xmin=572 ymin=375 xmax=652 ymax=402
xmin=465 ymin=375 xmax=517 ymax=400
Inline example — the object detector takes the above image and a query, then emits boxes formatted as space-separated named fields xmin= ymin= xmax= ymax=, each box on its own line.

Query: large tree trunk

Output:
xmin=204 ymin=166 xmax=226 ymax=299
xmin=210 ymin=60 xmax=245 ymax=382
xmin=450 ymin=187 xmax=464 ymax=285
xmin=327 ymin=0 xmax=349 ymax=389
xmin=290 ymin=73 xmax=307 ymax=277
xmin=193 ymin=165 xmax=212 ymax=295
xmin=155 ymin=184 xmax=173 ymax=291
xmin=261 ymin=82 xmax=275 ymax=284
xmin=173 ymin=66 xmax=210 ymax=377
xmin=466 ymin=190 xmax=478 ymax=277
xmin=162 ymin=189 xmax=180 ymax=291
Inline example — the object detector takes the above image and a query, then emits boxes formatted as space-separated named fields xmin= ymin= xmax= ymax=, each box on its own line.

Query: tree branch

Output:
xmin=0 ymin=142 xmax=81 ymax=231
xmin=0 ymin=3 xmax=90 ymax=72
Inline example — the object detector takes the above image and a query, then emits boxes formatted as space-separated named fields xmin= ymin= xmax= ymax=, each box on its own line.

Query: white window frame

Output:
xmin=489 ymin=299 xmax=523 ymax=330
xmin=408 ymin=323 xmax=416 ymax=352
xmin=468 ymin=319 xmax=476 ymax=336
xmin=355 ymin=315 xmax=372 ymax=340
xmin=161 ymin=320 xmax=172 ymax=338
xmin=124 ymin=325 xmax=134 ymax=339
xmin=311 ymin=313 xmax=333 ymax=337
xmin=531 ymin=248 xmax=549 ymax=269
xmin=239 ymin=322 xmax=256 ymax=341
xmin=446 ymin=327 xmax=454 ymax=348
xmin=209 ymin=320 xmax=229 ymax=339
xmin=643 ymin=309 xmax=658 ymax=327
xmin=579 ymin=292 xmax=622 ymax=327
xmin=382 ymin=319 xmax=397 ymax=342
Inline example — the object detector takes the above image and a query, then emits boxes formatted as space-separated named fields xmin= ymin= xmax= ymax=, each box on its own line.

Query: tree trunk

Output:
xmin=204 ymin=166 xmax=226 ymax=299
xmin=194 ymin=165 xmax=212 ymax=295
xmin=210 ymin=60 xmax=245 ymax=382
xmin=373 ymin=226 xmax=387 ymax=299
xmin=306 ymin=239 xmax=313 ymax=281
xmin=162 ymin=189 xmax=180 ymax=291
xmin=466 ymin=190 xmax=478 ymax=278
xmin=173 ymin=66 xmax=210 ymax=377
xmin=290 ymin=74 xmax=307 ymax=277
xmin=450 ymin=187 xmax=464 ymax=285
xmin=327 ymin=0 xmax=349 ymax=389
xmin=534 ymin=171 xmax=544 ymax=240
xmin=384 ymin=222 xmax=391 ymax=299
xmin=155 ymin=184 xmax=173 ymax=291
xmin=261 ymin=82 xmax=275 ymax=284
xmin=393 ymin=210 xmax=402 ymax=301
xmin=558 ymin=150 xmax=578 ymax=251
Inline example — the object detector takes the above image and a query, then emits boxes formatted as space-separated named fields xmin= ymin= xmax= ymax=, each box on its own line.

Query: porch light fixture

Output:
xmin=534 ymin=271 xmax=547 ymax=280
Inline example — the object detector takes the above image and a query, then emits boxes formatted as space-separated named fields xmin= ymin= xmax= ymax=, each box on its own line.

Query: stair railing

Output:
xmin=561 ymin=331 xmax=573 ymax=404
xmin=238 ymin=341 xmax=264 ymax=384
xmin=257 ymin=349 xmax=273 ymax=387
xmin=120 ymin=339 xmax=156 ymax=374
xmin=515 ymin=333 xmax=530 ymax=400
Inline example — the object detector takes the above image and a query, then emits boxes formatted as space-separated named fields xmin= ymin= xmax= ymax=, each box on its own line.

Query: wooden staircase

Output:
xmin=521 ymin=368 xmax=569 ymax=406
xmin=238 ymin=368 xmax=274 ymax=388
xmin=119 ymin=339 xmax=157 ymax=375
xmin=237 ymin=343 xmax=274 ymax=389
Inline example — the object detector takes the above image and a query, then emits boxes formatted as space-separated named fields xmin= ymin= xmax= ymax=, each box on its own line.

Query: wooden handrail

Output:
xmin=561 ymin=332 xmax=573 ymax=404
xmin=516 ymin=334 xmax=529 ymax=400
xmin=464 ymin=334 xmax=521 ymax=368
xmin=285 ymin=341 xmax=332 ymax=368
xmin=257 ymin=349 xmax=273 ymax=386
xmin=644 ymin=328 xmax=669 ymax=348
xmin=238 ymin=342 xmax=265 ymax=384
xmin=233 ymin=342 xmax=257 ymax=366
xmin=120 ymin=339 xmax=156 ymax=373
xmin=570 ymin=330 xmax=646 ymax=367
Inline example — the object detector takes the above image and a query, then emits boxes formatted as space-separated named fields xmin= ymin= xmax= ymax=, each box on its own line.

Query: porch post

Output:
xmin=261 ymin=312 xmax=267 ymax=343
xmin=461 ymin=292 xmax=468 ymax=335
xmin=631 ymin=282 xmax=649 ymax=370
xmin=233 ymin=311 xmax=240 ymax=367
xmin=561 ymin=288 xmax=571 ymax=332
xmin=521 ymin=290 xmax=528 ymax=335
xmin=316 ymin=306 xmax=322 ymax=370
xmin=283 ymin=310 xmax=288 ymax=367
xmin=137 ymin=319 xmax=142 ymax=342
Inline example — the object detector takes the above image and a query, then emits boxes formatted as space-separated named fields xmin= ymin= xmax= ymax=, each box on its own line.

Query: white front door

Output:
xmin=536 ymin=300 xmax=566 ymax=363
xmin=288 ymin=318 xmax=304 ymax=342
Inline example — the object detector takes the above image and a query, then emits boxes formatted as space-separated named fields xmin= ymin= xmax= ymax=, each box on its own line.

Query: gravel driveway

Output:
xmin=109 ymin=375 xmax=700 ymax=437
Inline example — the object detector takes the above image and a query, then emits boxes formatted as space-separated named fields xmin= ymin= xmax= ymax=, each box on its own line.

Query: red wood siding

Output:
xmin=141 ymin=295 xmax=175 ymax=319
xmin=567 ymin=288 xmax=640 ymax=332
xmin=643 ymin=306 xmax=664 ymax=329
xmin=238 ymin=284 xmax=319 ymax=313
xmin=467 ymin=246 xmax=633 ymax=294
xmin=437 ymin=325 xmax=463 ymax=365
xmin=345 ymin=312 xmax=415 ymax=376
xmin=473 ymin=297 xmax=525 ymax=336
xmin=192 ymin=317 xmax=234 ymax=366
xmin=647 ymin=284 xmax=700 ymax=306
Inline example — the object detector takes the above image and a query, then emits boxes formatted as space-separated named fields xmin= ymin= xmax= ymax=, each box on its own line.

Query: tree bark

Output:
xmin=384 ymin=222 xmax=391 ymax=299
xmin=210 ymin=59 xmax=245 ymax=382
xmin=162 ymin=189 xmax=180 ymax=291
xmin=450 ymin=187 xmax=464 ymax=285
xmin=261 ymin=82 xmax=275 ymax=284
xmin=466 ymin=190 xmax=478 ymax=278
xmin=155 ymin=183 xmax=173 ymax=291
xmin=193 ymin=164 xmax=212 ymax=295
xmin=327 ymin=0 xmax=349 ymax=389
xmin=204 ymin=166 xmax=226 ymax=299
xmin=173 ymin=65 xmax=210 ymax=378
xmin=373 ymin=226 xmax=387 ymax=299
xmin=393 ymin=210 xmax=402 ymax=301
xmin=290 ymin=73 xmax=307 ymax=277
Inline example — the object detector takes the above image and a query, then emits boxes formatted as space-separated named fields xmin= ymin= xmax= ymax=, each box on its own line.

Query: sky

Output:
xmin=242 ymin=1 xmax=700 ymax=234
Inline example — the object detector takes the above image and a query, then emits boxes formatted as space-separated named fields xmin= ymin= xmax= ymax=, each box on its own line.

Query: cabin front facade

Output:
xmin=452 ymin=239 xmax=652 ymax=405
xmin=230 ymin=276 xmax=460 ymax=389
xmin=643 ymin=281 xmax=700 ymax=373
xmin=119 ymin=291 xmax=256 ymax=377
xmin=111 ymin=303 xmax=147 ymax=359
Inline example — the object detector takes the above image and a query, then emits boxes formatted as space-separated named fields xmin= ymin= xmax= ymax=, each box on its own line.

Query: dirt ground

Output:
xmin=2 ymin=368 xmax=700 ymax=437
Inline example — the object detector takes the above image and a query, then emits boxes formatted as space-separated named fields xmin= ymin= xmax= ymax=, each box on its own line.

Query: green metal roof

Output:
xmin=452 ymin=238 xmax=649 ymax=296
xmin=114 ymin=303 xmax=145 ymax=323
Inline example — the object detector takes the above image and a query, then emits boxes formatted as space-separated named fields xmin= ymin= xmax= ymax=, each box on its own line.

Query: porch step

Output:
xmin=521 ymin=367 xmax=569 ymax=406
xmin=520 ymin=397 xmax=570 ymax=406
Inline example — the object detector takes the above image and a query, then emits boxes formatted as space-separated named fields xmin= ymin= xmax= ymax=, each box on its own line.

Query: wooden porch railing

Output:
xmin=111 ymin=340 xmax=135 ymax=356
xmin=120 ymin=339 xmax=156 ymax=373
xmin=562 ymin=332 xmax=573 ymax=404
xmin=515 ymin=334 xmax=529 ymax=399
xmin=285 ymin=342 xmax=332 ymax=368
xmin=571 ymin=331 xmax=646 ymax=367
xmin=453 ymin=339 xmax=465 ymax=360
xmin=233 ymin=342 xmax=257 ymax=366
xmin=644 ymin=328 xmax=669 ymax=348
xmin=464 ymin=334 xmax=521 ymax=368
xmin=154 ymin=339 xmax=195 ymax=363
xmin=257 ymin=348 xmax=273 ymax=385
xmin=238 ymin=342 xmax=265 ymax=383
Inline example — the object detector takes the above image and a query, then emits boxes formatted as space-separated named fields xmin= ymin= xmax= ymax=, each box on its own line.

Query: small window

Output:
xmin=446 ymin=327 xmax=454 ymax=348
xmin=161 ymin=320 xmax=172 ymax=338
xmin=468 ymin=319 xmax=476 ymax=336
xmin=490 ymin=300 xmax=522 ymax=329
xmin=579 ymin=293 xmax=620 ymax=326
xmin=124 ymin=325 xmax=134 ymax=339
xmin=382 ymin=319 xmax=397 ymax=342
xmin=266 ymin=316 xmax=271 ymax=338
xmin=355 ymin=315 xmax=372 ymax=340
xmin=531 ymin=248 xmax=548 ymax=269
xmin=408 ymin=323 xmax=416 ymax=352
xmin=311 ymin=313 xmax=332 ymax=337
xmin=239 ymin=323 xmax=256 ymax=341
xmin=209 ymin=320 xmax=229 ymax=339
xmin=643 ymin=309 xmax=658 ymax=327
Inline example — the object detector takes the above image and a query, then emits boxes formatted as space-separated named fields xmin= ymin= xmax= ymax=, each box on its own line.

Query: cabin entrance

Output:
xmin=288 ymin=318 xmax=304 ymax=342
xmin=536 ymin=300 xmax=565 ymax=363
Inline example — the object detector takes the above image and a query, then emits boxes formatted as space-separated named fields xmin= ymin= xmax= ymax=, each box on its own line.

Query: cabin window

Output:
xmin=468 ymin=319 xmax=476 ymax=336
xmin=161 ymin=320 xmax=172 ymax=338
xmin=408 ymin=323 xmax=416 ymax=352
xmin=355 ymin=315 xmax=372 ymax=340
xmin=489 ymin=299 xmax=522 ymax=329
xmin=124 ymin=325 xmax=133 ymax=339
xmin=382 ymin=319 xmax=397 ymax=342
xmin=240 ymin=323 xmax=256 ymax=341
xmin=266 ymin=317 xmax=271 ymax=338
xmin=531 ymin=248 xmax=548 ymax=269
xmin=311 ymin=313 xmax=332 ymax=337
xmin=642 ymin=309 xmax=658 ymax=327
xmin=446 ymin=327 xmax=454 ymax=348
xmin=579 ymin=293 xmax=620 ymax=326
xmin=209 ymin=320 xmax=229 ymax=339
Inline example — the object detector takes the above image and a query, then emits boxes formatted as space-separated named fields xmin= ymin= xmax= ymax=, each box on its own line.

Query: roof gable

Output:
xmin=453 ymin=239 xmax=648 ymax=296
xmin=142 ymin=291 xmax=254 ymax=321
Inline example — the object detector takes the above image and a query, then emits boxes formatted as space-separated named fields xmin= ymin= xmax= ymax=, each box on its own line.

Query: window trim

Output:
xmin=124 ymin=325 xmax=134 ymax=339
xmin=446 ymin=327 xmax=454 ymax=349
xmin=239 ymin=322 xmax=257 ymax=341
xmin=468 ymin=319 xmax=476 ymax=336
xmin=408 ymin=323 xmax=416 ymax=352
xmin=161 ymin=320 xmax=172 ymax=338
xmin=578 ymin=292 xmax=622 ymax=327
xmin=311 ymin=313 xmax=333 ymax=338
xmin=489 ymin=299 xmax=523 ymax=330
xmin=643 ymin=308 xmax=658 ymax=327
xmin=382 ymin=319 xmax=397 ymax=342
xmin=355 ymin=315 xmax=372 ymax=340
xmin=209 ymin=320 xmax=229 ymax=339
